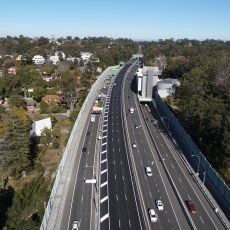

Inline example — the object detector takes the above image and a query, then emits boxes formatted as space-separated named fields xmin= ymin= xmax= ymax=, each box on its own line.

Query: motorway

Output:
xmin=122 ymin=63 xmax=228 ymax=230
xmin=59 ymin=61 xmax=228 ymax=230
xmin=62 ymin=112 xmax=100 ymax=230
xmin=60 ymin=78 xmax=112 ymax=230
xmin=123 ymin=69 xmax=190 ymax=230
xmin=104 ymin=64 xmax=144 ymax=230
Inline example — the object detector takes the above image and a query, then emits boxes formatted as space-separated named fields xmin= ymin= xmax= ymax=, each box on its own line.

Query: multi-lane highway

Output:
xmin=61 ymin=112 xmax=100 ymax=230
xmin=121 ymin=62 xmax=228 ymax=230
xmin=123 ymin=69 xmax=190 ymax=230
xmin=58 ymin=61 xmax=229 ymax=230
xmin=105 ymin=64 xmax=144 ymax=229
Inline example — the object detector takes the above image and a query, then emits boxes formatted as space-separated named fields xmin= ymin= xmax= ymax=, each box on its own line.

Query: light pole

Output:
xmin=162 ymin=116 xmax=169 ymax=130
xmin=191 ymin=155 xmax=200 ymax=175
xmin=203 ymin=172 xmax=206 ymax=185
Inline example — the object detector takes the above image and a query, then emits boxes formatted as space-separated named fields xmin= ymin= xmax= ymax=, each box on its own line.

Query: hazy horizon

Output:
xmin=1 ymin=0 xmax=230 ymax=41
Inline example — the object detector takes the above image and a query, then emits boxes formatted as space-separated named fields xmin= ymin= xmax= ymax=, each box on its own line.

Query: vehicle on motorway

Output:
xmin=145 ymin=167 xmax=152 ymax=176
xmin=113 ymin=83 xmax=116 ymax=86
xmin=156 ymin=199 xmax=164 ymax=211
xmin=129 ymin=107 xmax=134 ymax=113
xmin=135 ymin=124 xmax=141 ymax=128
xmin=185 ymin=200 xmax=197 ymax=214
xmin=98 ymin=134 xmax=102 ymax=140
xmin=132 ymin=143 xmax=137 ymax=148
xmin=86 ymin=132 xmax=91 ymax=136
xmin=90 ymin=114 xmax=96 ymax=122
xmin=148 ymin=209 xmax=157 ymax=222
xmin=72 ymin=220 xmax=79 ymax=230
xmin=82 ymin=147 xmax=87 ymax=152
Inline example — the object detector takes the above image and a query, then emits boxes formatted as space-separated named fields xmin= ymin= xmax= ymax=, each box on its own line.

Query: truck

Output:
xmin=129 ymin=107 xmax=134 ymax=113
xmin=90 ymin=114 xmax=96 ymax=122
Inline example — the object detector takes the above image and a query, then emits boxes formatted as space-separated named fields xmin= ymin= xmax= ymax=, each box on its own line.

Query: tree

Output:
xmin=40 ymin=128 xmax=52 ymax=146
xmin=8 ymin=95 xmax=25 ymax=108
xmin=32 ymin=87 xmax=46 ymax=102
xmin=60 ymin=75 xmax=78 ymax=112
xmin=3 ymin=107 xmax=31 ymax=178
xmin=37 ymin=37 xmax=49 ymax=46
xmin=39 ymin=101 xmax=48 ymax=113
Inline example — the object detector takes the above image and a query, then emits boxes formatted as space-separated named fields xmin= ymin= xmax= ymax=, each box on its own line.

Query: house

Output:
xmin=26 ymin=99 xmax=36 ymax=111
xmin=90 ymin=56 xmax=100 ymax=63
xmin=8 ymin=66 xmax=17 ymax=75
xmin=42 ymin=95 xmax=62 ymax=104
xmin=96 ymin=67 xmax=102 ymax=73
xmin=42 ymin=74 xmax=53 ymax=82
xmin=80 ymin=52 xmax=93 ymax=61
xmin=54 ymin=51 xmax=66 ymax=60
xmin=16 ymin=55 xmax=22 ymax=61
xmin=49 ymin=55 xmax=59 ymax=65
xmin=42 ymin=72 xmax=59 ymax=82
xmin=30 ymin=117 xmax=52 ymax=136
xmin=32 ymin=55 xmax=45 ymax=65
xmin=66 ymin=57 xmax=80 ymax=63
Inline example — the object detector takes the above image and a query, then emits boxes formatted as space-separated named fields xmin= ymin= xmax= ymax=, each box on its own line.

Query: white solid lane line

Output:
xmin=199 ymin=216 xmax=205 ymax=223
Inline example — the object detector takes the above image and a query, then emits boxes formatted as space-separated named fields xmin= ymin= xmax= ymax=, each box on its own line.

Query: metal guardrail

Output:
xmin=40 ymin=66 xmax=118 ymax=230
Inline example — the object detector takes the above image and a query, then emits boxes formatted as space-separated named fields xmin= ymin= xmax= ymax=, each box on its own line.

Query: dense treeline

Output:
xmin=0 ymin=35 xmax=138 ymax=67
xmin=142 ymin=39 xmax=230 ymax=185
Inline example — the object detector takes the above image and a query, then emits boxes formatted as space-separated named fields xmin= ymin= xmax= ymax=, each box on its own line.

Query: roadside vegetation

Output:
xmin=0 ymin=36 xmax=138 ymax=229
xmin=142 ymin=39 xmax=230 ymax=185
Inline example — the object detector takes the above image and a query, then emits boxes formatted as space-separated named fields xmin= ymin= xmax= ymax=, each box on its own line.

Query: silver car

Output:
xmin=149 ymin=209 xmax=157 ymax=222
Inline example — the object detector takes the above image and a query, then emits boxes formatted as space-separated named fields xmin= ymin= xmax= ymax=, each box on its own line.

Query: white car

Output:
xmin=132 ymin=143 xmax=137 ymax=148
xmin=149 ymin=209 xmax=157 ymax=222
xmin=156 ymin=199 xmax=164 ymax=211
xmin=72 ymin=220 xmax=79 ymax=230
xmin=145 ymin=167 xmax=152 ymax=176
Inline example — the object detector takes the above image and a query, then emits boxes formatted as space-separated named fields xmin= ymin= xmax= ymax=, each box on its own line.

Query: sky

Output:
xmin=0 ymin=0 xmax=230 ymax=41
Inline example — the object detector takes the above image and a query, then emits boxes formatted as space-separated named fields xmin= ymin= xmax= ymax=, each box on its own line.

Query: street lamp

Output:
xmin=191 ymin=155 xmax=200 ymax=175
xmin=203 ymin=172 xmax=206 ymax=185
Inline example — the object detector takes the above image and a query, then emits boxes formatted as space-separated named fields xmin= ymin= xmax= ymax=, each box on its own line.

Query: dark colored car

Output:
xmin=82 ymin=147 xmax=86 ymax=152
xmin=186 ymin=200 xmax=197 ymax=214
xmin=86 ymin=132 xmax=90 ymax=136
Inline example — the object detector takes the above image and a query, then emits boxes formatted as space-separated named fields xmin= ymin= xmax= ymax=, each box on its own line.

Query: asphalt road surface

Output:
xmin=105 ymin=63 xmax=144 ymax=230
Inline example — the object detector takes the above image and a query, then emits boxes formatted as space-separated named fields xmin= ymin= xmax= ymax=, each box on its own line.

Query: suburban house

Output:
xmin=26 ymin=99 xmax=36 ymax=111
xmin=66 ymin=57 xmax=80 ymax=63
xmin=80 ymin=52 xmax=93 ymax=61
xmin=32 ymin=55 xmax=45 ymax=65
xmin=49 ymin=55 xmax=59 ymax=65
xmin=42 ymin=73 xmax=53 ymax=82
xmin=7 ymin=66 xmax=17 ymax=75
xmin=42 ymin=95 xmax=62 ymax=104
xmin=54 ymin=51 xmax=66 ymax=60
xmin=42 ymin=72 xmax=59 ymax=81
xmin=30 ymin=117 xmax=52 ymax=136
